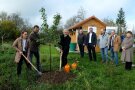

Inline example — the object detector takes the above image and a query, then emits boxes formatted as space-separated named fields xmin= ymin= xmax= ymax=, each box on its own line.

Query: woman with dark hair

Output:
xmin=121 ymin=31 xmax=134 ymax=70
xmin=12 ymin=30 xmax=31 ymax=76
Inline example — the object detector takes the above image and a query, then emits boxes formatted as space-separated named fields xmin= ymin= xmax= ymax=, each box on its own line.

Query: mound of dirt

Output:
xmin=37 ymin=70 xmax=76 ymax=84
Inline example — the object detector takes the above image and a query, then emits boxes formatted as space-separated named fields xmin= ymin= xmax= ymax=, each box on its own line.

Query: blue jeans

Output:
xmin=110 ymin=47 xmax=118 ymax=65
xmin=100 ymin=47 xmax=108 ymax=62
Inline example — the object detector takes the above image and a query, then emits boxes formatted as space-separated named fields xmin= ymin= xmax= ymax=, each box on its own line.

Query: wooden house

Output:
xmin=68 ymin=16 xmax=106 ymax=52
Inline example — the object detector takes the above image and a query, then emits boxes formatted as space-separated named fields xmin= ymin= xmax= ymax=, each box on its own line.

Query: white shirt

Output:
xmin=111 ymin=35 xmax=115 ymax=46
xmin=22 ymin=39 xmax=26 ymax=51
xmin=89 ymin=33 xmax=92 ymax=43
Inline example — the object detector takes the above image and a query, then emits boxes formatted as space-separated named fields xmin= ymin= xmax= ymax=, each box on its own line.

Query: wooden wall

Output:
xmin=82 ymin=18 xmax=106 ymax=52
xmin=70 ymin=32 xmax=77 ymax=43
xmin=69 ymin=18 xmax=106 ymax=52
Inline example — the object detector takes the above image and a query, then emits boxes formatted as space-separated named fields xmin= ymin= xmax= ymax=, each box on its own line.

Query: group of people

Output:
xmin=13 ymin=25 xmax=134 ymax=77
xmin=77 ymin=27 xmax=134 ymax=70
xmin=13 ymin=26 xmax=72 ymax=77
xmin=13 ymin=25 xmax=41 ymax=77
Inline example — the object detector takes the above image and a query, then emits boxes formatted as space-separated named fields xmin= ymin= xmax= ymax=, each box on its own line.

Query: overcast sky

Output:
xmin=0 ymin=0 xmax=135 ymax=28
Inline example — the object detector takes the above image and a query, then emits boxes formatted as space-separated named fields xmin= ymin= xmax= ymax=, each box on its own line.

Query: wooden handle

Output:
xmin=16 ymin=48 xmax=41 ymax=74
xmin=59 ymin=52 xmax=63 ymax=71
xmin=22 ymin=53 xmax=40 ymax=73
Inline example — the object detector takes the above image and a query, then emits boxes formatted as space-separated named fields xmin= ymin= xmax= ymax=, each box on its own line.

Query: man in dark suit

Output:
xmin=77 ymin=29 xmax=85 ymax=58
xmin=85 ymin=27 xmax=97 ymax=61
xmin=58 ymin=29 xmax=71 ymax=67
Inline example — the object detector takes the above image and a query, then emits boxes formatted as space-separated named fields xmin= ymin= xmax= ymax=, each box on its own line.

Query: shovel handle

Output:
xmin=59 ymin=51 xmax=63 ymax=71
xmin=22 ymin=53 xmax=40 ymax=73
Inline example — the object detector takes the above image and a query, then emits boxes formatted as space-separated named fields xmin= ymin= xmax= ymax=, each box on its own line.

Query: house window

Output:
xmin=88 ymin=26 xmax=97 ymax=33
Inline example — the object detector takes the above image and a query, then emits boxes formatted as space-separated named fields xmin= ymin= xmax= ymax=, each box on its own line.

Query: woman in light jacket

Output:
xmin=12 ymin=30 xmax=31 ymax=76
xmin=121 ymin=31 xmax=134 ymax=70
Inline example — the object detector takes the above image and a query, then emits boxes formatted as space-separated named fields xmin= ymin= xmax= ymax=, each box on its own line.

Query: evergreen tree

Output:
xmin=116 ymin=8 xmax=126 ymax=35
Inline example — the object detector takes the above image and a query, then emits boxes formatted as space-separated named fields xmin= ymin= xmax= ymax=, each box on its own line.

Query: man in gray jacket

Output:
xmin=98 ymin=29 xmax=109 ymax=63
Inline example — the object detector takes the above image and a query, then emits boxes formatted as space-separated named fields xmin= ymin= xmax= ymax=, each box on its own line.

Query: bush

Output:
xmin=0 ymin=43 xmax=15 ymax=54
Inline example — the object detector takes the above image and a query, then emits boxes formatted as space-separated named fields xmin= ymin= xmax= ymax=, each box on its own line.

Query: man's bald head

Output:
xmin=63 ymin=29 xmax=69 ymax=36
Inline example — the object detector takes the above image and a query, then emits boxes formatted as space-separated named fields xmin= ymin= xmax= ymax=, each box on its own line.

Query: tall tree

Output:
xmin=76 ymin=7 xmax=86 ymax=22
xmin=64 ymin=7 xmax=86 ymax=29
xmin=0 ymin=11 xmax=32 ymax=46
xmin=51 ymin=13 xmax=61 ymax=31
xmin=64 ymin=16 xmax=78 ymax=29
xmin=103 ymin=18 xmax=116 ymax=26
xmin=39 ymin=7 xmax=62 ymax=73
xmin=39 ymin=7 xmax=48 ymax=32
xmin=0 ymin=11 xmax=8 ymax=21
xmin=0 ymin=11 xmax=31 ymax=31
xmin=10 ymin=13 xmax=24 ymax=29
xmin=0 ymin=20 xmax=18 ymax=39
xmin=39 ymin=7 xmax=49 ymax=45
xmin=50 ymin=13 xmax=62 ymax=44
xmin=39 ymin=7 xmax=62 ymax=44
xmin=0 ymin=20 xmax=19 ymax=50
xmin=116 ymin=8 xmax=126 ymax=35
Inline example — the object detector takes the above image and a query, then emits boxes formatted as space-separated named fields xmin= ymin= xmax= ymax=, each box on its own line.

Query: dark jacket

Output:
xmin=29 ymin=31 xmax=40 ymax=52
xmin=85 ymin=32 xmax=97 ymax=46
xmin=58 ymin=34 xmax=71 ymax=51
xmin=77 ymin=33 xmax=85 ymax=45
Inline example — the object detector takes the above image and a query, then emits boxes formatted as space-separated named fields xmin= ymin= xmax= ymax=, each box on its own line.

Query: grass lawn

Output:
xmin=0 ymin=43 xmax=135 ymax=90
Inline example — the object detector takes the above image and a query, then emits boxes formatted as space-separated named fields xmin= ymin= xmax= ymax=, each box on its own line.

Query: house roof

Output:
xmin=68 ymin=16 xmax=106 ymax=30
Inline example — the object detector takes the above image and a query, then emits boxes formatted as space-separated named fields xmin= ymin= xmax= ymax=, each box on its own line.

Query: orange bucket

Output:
xmin=64 ymin=64 xmax=70 ymax=73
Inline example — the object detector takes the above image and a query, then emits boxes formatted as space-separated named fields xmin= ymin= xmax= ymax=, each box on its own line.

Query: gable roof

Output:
xmin=68 ymin=16 xmax=106 ymax=30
